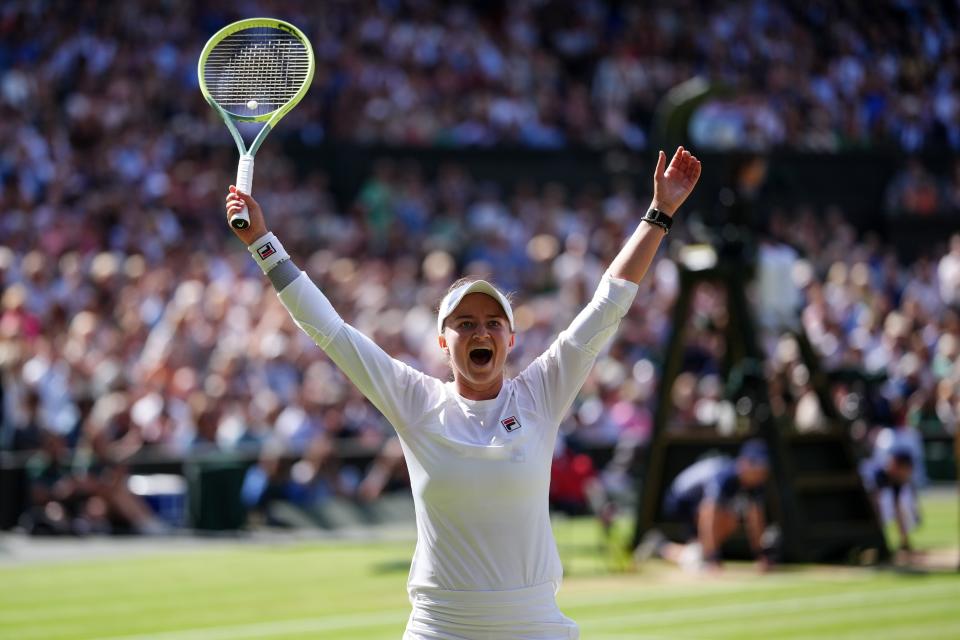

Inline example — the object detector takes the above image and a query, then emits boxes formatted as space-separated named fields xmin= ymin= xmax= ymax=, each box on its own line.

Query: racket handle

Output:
xmin=231 ymin=154 xmax=255 ymax=230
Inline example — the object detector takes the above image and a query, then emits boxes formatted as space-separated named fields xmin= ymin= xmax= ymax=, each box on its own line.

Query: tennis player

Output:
xmin=225 ymin=147 xmax=700 ymax=639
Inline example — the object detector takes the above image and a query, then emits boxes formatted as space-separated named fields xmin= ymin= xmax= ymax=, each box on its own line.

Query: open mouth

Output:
xmin=469 ymin=348 xmax=493 ymax=366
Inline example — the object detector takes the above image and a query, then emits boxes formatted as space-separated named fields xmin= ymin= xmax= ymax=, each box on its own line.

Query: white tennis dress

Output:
xmin=272 ymin=263 xmax=638 ymax=639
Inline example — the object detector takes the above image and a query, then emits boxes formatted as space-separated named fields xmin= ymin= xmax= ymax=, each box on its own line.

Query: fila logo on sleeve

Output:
xmin=501 ymin=416 xmax=521 ymax=432
xmin=257 ymin=242 xmax=276 ymax=260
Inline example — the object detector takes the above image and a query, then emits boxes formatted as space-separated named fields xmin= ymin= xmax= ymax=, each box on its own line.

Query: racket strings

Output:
xmin=204 ymin=28 xmax=310 ymax=114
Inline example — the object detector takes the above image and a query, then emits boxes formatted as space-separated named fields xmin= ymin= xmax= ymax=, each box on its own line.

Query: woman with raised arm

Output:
xmin=225 ymin=147 xmax=701 ymax=639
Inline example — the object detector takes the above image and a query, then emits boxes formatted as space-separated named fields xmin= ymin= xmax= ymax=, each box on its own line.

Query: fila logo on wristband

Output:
xmin=248 ymin=232 xmax=289 ymax=275
xmin=501 ymin=416 xmax=521 ymax=432
xmin=257 ymin=242 xmax=277 ymax=259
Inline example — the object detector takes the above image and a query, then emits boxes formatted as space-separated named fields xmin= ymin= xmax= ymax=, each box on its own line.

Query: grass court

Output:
xmin=1 ymin=492 xmax=957 ymax=640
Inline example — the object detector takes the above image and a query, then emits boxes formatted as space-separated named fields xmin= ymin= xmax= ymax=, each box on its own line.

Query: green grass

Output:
xmin=1 ymin=493 xmax=957 ymax=640
xmin=893 ymin=489 xmax=959 ymax=550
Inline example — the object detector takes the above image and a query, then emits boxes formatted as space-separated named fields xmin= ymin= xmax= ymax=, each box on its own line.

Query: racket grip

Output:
xmin=231 ymin=154 xmax=255 ymax=230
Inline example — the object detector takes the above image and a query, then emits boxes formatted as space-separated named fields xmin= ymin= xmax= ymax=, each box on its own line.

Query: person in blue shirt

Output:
xmin=638 ymin=439 xmax=772 ymax=572
xmin=860 ymin=447 xmax=918 ymax=554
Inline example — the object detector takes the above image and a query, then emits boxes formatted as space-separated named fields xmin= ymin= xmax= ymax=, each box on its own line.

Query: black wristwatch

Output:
xmin=642 ymin=208 xmax=673 ymax=234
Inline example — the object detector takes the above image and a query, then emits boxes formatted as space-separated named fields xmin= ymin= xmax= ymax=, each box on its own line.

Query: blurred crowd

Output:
xmin=2 ymin=0 xmax=959 ymax=533
xmin=3 ymin=145 xmax=959 ymax=528
xmin=886 ymin=157 xmax=960 ymax=216
xmin=674 ymin=211 xmax=960 ymax=448
xmin=2 ymin=0 xmax=958 ymax=152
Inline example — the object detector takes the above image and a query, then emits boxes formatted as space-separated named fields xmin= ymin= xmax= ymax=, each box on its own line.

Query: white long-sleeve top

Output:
xmin=274 ymin=270 xmax=638 ymax=597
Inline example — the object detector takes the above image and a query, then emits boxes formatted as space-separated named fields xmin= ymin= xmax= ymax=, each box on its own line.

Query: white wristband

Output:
xmin=248 ymin=232 xmax=290 ymax=274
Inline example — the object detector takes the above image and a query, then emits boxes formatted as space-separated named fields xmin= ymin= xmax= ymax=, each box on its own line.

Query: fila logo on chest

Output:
xmin=501 ymin=415 xmax=521 ymax=432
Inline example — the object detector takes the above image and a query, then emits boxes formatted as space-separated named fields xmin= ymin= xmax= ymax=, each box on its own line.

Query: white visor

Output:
xmin=437 ymin=280 xmax=514 ymax=335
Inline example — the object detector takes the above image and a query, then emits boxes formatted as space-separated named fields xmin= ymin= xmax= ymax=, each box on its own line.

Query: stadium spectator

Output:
xmin=6 ymin=387 xmax=43 ymax=452
xmin=22 ymin=427 xmax=110 ymax=536
xmin=23 ymin=422 xmax=169 ymax=536
xmin=3 ymin=151 xmax=960 ymax=532
xmin=1 ymin=0 xmax=959 ymax=539
xmin=2 ymin=1 xmax=959 ymax=153
xmin=945 ymin=162 xmax=960 ymax=211
xmin=938 ymin=233 xmax=960 ymax=306
xmin=356 ymin=436 xmax=408 ymax=502
xmin=885 ymin=159 xmax=942 ymax=216
xmin=549 ymin=438 xmax=615 ymax=532
xmin=636 ymin=439 xmax=773 ymax=572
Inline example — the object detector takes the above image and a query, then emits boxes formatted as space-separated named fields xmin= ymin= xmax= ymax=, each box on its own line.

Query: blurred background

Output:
xmin=0 ymin=1 xmax=958 ymax=637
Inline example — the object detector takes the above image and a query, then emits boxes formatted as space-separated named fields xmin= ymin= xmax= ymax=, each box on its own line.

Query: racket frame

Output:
xmin=198 ymin=17 xmax=315 ymax=229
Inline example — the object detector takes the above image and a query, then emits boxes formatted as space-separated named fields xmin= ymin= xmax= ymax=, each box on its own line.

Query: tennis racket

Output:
xmin=198 ymin=18 xmax=315 ymax=229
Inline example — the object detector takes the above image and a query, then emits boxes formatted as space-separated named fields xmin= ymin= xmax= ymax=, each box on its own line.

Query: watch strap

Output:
xmin=643 ymin=208 xmax=673 ymax=234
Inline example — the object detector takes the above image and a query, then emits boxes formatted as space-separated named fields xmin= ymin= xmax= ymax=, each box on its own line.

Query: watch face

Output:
xmin=647 ymin=209 xmax=671 ymax=229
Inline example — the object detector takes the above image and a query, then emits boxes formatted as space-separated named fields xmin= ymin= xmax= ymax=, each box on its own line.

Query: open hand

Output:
xmin=225 ymin=186 xmax=268 ymax=245
xmin=653 ymin=146 xmax=702 ymax=215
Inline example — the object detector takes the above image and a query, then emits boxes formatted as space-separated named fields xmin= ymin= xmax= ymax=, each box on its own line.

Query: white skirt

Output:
xmin=403 ymin=581 xmax=580 ymax=640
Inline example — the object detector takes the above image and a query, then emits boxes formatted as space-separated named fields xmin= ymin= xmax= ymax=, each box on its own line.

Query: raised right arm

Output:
xmin=226 ymin=188 xmax=437 ymax=432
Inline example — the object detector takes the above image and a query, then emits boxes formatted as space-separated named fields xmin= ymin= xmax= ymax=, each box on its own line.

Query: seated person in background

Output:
xmin=637 ymin=439 xmax=772 ymax=572
xmin=24 ymin=427 xmax=168 ymax=535
xmin=80 ymin=393 xmax=170 ymax=535
xmin=23 ymin=428 xmax=111 ymax=535
xmin=357 ymin=436 xmax=408 ymax=503
xmin=549 ymin=438 xmax=616 ymax=533
xmin=860 ymin=447 xmax=920 ymax=555
xmin=22 ymin=393 xmax=170 ymax=535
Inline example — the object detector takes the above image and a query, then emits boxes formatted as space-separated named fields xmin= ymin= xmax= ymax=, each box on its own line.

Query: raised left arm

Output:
xmin=518 ymin=149 xmax=700 ymax=425
xmin=606 ymin=147 xmax=701 ymax=284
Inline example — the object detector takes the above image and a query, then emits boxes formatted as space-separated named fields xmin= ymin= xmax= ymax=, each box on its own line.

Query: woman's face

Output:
xmin=439 ymin=293 xmax=514 ymax=398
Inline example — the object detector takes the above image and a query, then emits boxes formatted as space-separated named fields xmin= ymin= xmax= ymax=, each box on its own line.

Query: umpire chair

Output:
xmin=631 ymin=161 xmax=888 ymax=564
